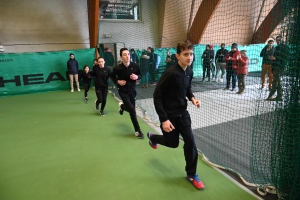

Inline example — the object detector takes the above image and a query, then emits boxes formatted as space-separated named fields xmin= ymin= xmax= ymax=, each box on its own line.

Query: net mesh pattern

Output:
xmin=100 ymin=0 xmax=300 ymax=198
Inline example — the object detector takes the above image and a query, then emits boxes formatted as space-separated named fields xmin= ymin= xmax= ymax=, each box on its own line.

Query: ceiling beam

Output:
xmin=87 ymin=0 xmax=99 ymax=48
xmin=251 ymin=0 xmax=282 ymax=44
xmin=188 ymin=0 xmax=221 ymax=44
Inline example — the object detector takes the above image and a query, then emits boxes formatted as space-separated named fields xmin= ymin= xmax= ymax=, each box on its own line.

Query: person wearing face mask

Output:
xmin=215 ymin=43 xmax=229 ymax=82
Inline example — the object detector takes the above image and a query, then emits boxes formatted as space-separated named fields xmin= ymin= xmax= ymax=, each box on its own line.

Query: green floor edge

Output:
xmin=0 ymin=90 xmax=258 ymax=200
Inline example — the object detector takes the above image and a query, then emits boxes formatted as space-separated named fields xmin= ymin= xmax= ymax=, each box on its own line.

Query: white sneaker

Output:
xmin=71 ymin=89 xmax=74 ymax=92
xmin=77 ymin=88 xmax=81 ymax=91
xmin=220 ymin=78 xmax=223 ymax=82
xmin=215 ymin=78 xmax=218 ymax=82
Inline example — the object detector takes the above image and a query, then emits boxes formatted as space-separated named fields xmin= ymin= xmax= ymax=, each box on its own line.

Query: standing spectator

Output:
xmin=147 ymin=41 xmax=204 ymax=190
xmin=266 ymin=35 xmax=289 ymax=101
xmin=224 ymin=43 xmax=240 ymax=91
xmin=236 ymin=50 xmax=249 ymax=94
xmin=110 ymin=48 xmax=144 ymax=139
xmin=164 ymin=50 xmax=171 ymax=62
xmin=260 ymin=40 xmax=275 ymax=90
xmin=165 ymin=55 xmax=172 ymax=70
xmin=140 ymin=51 xmax=150 ymax=88
xmin=91 ymin=57 xmax=111 ymax=116
xmin=215 ymin=43 xmax=229 ymax=82
xmin=201 ymin=45 xmax=214 ymax=82
xmin=81 ymin=65 xmax=92 ymax=101
xmin=103 ymin=47 xmax=115 ymax=88
xmin=130 ymin=49 xmax=138 ymax=63
xmin=209 ymin=45 xmax=215 ymax=79
xmin=67 ymin=53 xmax=80 ymax=92
xmin=103 ymin=47 xmax=115 ymax=67
xmin=147 ymin=47 xmax=156 ymax=86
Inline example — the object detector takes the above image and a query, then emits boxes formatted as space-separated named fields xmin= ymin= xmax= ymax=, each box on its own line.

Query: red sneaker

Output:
xmin=186 ymin=174 xmax=205 ymax=190
xmin=147 ymin=132 xmax=158 ymax=149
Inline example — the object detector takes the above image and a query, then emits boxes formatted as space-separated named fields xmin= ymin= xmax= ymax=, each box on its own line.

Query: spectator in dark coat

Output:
xmin=201 ymin=45 xmax=214 ymax=82
xmin=224 ymin=43 xmax=240 ymax=91
xmin=266 ymin=36 xmax=289 ymax=101
xmin=260 ymin=40 xmax=275 ymax=90
xmin=67 ymin=53 xmax=80 ymax=92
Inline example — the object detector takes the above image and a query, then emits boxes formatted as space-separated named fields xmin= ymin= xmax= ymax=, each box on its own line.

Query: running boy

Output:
xmin=147 ymin=41 xmax=204 ymax=190
xmin=82 ymin=65 xmax=92 ymax=101
xmin=110 ymin=48 xmax=144 ymax=139
xmin=90 ymin=57 xmax=111 ymax=116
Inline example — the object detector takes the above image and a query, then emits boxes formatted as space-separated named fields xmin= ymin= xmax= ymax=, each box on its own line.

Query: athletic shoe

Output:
xmin=220 ymin=78 xmax=223 ymax=82
xmin=230 ymin=88 xmax=236 ymax=91
xmin=147 ymin=132 xmax=158 ymax=149
xmin=85 ymin=97 xmax=88 ymax=101
xmin=118 ymin=102 xmax=124 ymax=115
xmin=186 ymin=174 xmax=205 ymax=190
xmin=100 ymin=110 xmax=105 ymax=116
xmin=215 ymin=78 xmax=218 ymax=82
xmin=135 ymin=130 xmax=144 ymax=139
xmin=77 ymin=88 xmax=81 ymax=91
xmin=95 ymin=100 xmax=99 ymax=110
xmin=71 ymin=89 xmax=74 ymax=92
xmin=223 ymin=87 xmax=229 ymax=90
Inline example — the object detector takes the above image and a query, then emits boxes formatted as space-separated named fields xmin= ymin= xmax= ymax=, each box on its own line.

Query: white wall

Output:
xmin=98 ymin=0 xmax=159 ymax=51
xmin=0 ymin=0 xmax=89 ymax=53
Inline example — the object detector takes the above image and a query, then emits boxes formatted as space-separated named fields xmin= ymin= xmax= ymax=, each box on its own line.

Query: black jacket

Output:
xmin=82 ymin=71 xmax=92 ymax=85
xmin=272 ymin=44 xmax=289 ymax=69
xmin=260 ymin=45 xmax=275 ymax=64
xmin=110 ymin=62 xmax=141 ymax=93
xmin=202 ymin=49 xmax=214 ymax=65
xmin=91 ymin=65 xmax=111 ymax=88
xmin=67 ymin=59 xmax=79 ymax=74
xmin=153 ymin=63 xmax=194 ymax=122
xmin=215 ymin=48 xmax=229 ymax=63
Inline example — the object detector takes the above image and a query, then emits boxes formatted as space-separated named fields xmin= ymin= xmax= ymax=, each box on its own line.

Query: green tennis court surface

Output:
xmin=0 ymin=90 xmax=257 ymax=200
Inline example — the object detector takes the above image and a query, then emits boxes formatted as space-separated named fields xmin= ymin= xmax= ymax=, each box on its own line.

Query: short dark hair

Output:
xmin=69 ymin=53 xmax=74 ymax=56
xmin=83 ymin=65 xmax=89 ymax=70
xmin=176 ymin=41 xmax=194 ymax=54
xmin=120 ymin=48 xmax=129 ymax=56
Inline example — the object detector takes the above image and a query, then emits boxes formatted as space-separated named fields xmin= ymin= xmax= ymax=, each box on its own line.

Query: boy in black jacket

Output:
xmin=82 ymin=65 xmax=92 ymax=101
xmin=110 ymin=48 xmax=144 ymax=139
xmin=147 ymin=41 xmax=204 ymax=190
xmin=90 ymin=57 xmax=111 ymax=116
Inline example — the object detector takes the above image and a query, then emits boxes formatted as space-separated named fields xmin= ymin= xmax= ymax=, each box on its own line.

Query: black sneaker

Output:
xmin=85 ymin=97 xmax=88 ymax=101
xmin=100 ymin=110 xmax=105 ymax=116
xmin=118 ymin=102 xmax=124 ymax=115
xmin=223 ymin=87 xmax=229 ymax=90
xmin=95 ymin=100 xmax=99 ymax=110
xmin=135 ymin=130 xmax=144 ymax=139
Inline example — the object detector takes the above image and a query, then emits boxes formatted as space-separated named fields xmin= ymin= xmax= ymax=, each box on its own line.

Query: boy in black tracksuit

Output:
xmin=147 ymin=41 xmax=204 ymax=190
xmin=110 ymin=48 xmax=144 ymax=139
xmin=90 ymin=57 xmax=111 ymax=116
xmin=82 ymin=65 xmax=92 ymax=101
